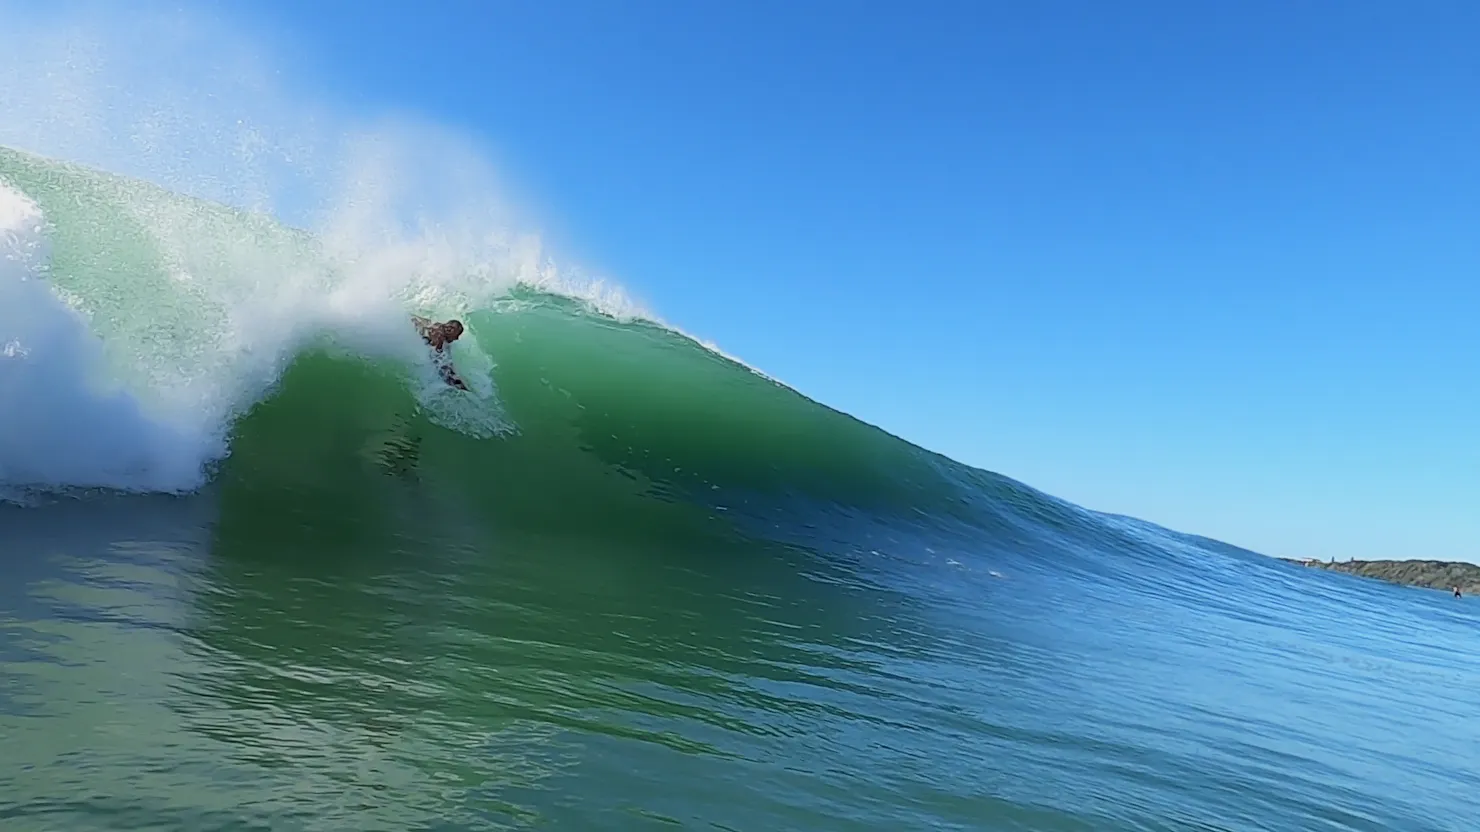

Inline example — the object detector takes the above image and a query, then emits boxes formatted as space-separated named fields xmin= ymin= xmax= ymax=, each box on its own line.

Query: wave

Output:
xmin=0 ymin=148 xmax=983 ymax=530
xmin=0 ymin=144 xmax=1102 ymax=576
xmin=0 ymin=8 xmax=1115 ymax=557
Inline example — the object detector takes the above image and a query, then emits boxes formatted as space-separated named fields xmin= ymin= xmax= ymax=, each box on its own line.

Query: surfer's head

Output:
xmin=416 ymin=317 xmax=465 ymax=350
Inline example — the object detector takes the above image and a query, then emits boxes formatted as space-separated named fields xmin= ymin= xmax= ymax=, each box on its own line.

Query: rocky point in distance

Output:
xmin=1281 ymin=558 xmax=1480 ymax=596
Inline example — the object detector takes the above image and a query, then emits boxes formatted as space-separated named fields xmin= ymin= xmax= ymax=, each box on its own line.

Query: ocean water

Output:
xmin=2 ymin=144 xmax=1478 ymax=832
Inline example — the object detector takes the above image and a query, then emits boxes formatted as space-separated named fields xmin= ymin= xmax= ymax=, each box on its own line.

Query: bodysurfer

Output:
xmin=412 ymin=315 xmax=468 ymax=390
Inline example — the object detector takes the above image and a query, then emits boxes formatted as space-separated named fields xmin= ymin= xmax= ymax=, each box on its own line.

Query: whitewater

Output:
xmin=0 ymin=146 xmax=520 ymax=495
xmin=0 ymin=180 xmax=193 ymax=492
xmin=4 ymin=7 xmax=1479 ymax=832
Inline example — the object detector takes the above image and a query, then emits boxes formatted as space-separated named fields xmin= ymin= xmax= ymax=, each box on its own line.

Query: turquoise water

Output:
xmin=2 ymin=149 xmax=1478 ymax=831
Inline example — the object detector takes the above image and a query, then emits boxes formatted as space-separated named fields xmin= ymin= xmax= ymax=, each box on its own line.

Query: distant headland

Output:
xmin=1281 ymin=558 xmax=1480 ymax=596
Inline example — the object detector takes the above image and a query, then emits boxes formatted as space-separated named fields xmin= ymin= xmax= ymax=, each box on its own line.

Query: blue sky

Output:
xmin=192 ymin=2 xmax=1480 ymax=560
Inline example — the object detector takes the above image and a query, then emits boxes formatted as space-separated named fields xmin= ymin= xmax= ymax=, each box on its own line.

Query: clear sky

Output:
xmin=40 ymin=1 xmax=1480 ymax=561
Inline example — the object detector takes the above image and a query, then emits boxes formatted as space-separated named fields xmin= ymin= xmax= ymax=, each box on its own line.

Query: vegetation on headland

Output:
xmin=1281 ymin=558 xmax=1480 ymax=595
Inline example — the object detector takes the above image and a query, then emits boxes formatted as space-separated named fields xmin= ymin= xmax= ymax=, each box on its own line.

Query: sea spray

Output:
xmin=0 ymin=4 xmax=651 ymax=495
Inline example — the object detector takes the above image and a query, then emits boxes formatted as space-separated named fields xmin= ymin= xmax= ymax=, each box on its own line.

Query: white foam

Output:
xmin=0 ymin=185 xmax=209 ymax=494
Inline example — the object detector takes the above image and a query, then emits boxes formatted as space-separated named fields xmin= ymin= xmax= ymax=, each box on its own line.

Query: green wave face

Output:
xmin=0 ymin=144 xmax=1003 ymax=540
xmin=223 ymin=301 xmax=981 ymax=544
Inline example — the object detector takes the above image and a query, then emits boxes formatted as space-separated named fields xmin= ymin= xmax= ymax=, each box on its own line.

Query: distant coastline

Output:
xmin=1281 ymin=558 xmax=1480 ymax=595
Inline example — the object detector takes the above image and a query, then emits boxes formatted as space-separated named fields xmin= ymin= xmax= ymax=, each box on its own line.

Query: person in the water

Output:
xmin=412 ymin=315 xmax=468 ymax=390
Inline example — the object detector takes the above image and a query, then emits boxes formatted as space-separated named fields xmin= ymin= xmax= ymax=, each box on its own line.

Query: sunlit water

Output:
xmin=3 ymin=485 xmax=1476 ymax=832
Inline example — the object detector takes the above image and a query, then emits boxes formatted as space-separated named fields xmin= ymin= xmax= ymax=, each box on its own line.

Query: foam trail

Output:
xmin=0 ymin=184 xmax=206 ymax=495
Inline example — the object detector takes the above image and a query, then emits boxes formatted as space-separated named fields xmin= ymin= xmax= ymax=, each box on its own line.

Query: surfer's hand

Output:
xmin=436 ymin=363 xmax=467 ymax=390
